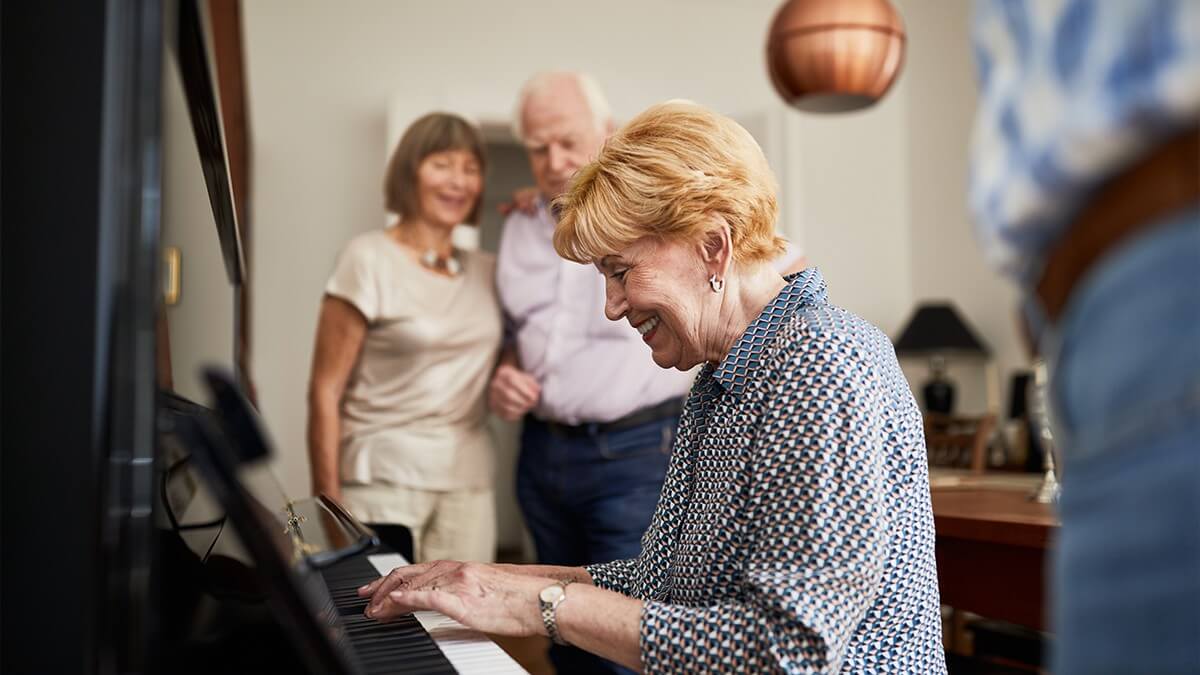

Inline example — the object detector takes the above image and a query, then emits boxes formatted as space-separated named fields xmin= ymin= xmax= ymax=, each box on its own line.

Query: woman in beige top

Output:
xmin=307 ymin=113 xmax=502 ymax=562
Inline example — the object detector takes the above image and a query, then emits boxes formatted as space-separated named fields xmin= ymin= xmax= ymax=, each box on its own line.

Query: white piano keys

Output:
xmin=367 ymin=554 xmax=528 ymax=675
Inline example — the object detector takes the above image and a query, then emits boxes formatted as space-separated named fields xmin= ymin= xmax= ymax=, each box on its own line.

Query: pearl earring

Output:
xmin=708 ymin=274 xmax=725 ymax=293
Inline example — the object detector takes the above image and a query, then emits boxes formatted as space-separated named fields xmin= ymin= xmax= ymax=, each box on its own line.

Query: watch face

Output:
xmin=539 ymin=585 xmax=565 ymax=604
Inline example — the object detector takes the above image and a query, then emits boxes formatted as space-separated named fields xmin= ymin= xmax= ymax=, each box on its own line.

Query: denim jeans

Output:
xmin=517 ymin=414 xmax=676 ymax=675
xmin=1038 ymin=208 xmax=1200 ymax=673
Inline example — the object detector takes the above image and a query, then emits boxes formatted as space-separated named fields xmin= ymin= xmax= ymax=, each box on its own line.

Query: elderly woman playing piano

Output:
xmin=361 ymin=101 xmax=945 ymax=673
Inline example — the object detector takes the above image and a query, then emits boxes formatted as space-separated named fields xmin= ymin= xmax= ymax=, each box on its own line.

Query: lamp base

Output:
xmin=923 ymin=378 xmax=955 ymax=415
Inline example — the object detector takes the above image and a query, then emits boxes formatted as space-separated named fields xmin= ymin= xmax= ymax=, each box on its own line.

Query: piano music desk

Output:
xmin=930 ymin=471 xmax=1059 ymax=632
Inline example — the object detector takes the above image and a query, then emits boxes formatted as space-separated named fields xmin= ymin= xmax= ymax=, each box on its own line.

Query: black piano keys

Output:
xmin=319 ymin=555 xmax=457 ymax=675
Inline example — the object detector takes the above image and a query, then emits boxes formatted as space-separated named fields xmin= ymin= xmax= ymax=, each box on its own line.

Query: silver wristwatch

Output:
xmin=538 ymin=580 xmax=574 ymax=645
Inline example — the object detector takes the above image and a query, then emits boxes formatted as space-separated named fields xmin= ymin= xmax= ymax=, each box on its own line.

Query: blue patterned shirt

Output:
xmin=969 ymin=0 xmax=1200 ymax=284
xmin=586 ymin=270 xmax=945 ymax=674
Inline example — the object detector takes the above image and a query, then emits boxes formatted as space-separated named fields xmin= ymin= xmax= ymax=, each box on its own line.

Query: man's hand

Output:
xmin=488 ymin=362 xmax=541 ymax=421
xmin=497 ymin=186 xmax=539 ymax=217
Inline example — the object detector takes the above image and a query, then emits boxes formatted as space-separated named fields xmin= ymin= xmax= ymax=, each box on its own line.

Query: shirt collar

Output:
xmin=711 ymin=268 xmax=828 ymax=397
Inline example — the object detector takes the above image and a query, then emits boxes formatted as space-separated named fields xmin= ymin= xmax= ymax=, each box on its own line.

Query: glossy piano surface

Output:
xmin=159 ymin=369 xmax=527 ymax=674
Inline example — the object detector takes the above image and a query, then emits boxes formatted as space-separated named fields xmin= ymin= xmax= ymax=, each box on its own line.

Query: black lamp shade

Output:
xmin=893 ymin=303 xmax=990 ymax=356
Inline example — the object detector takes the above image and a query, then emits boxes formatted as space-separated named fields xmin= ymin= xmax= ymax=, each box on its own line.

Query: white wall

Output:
xmin=240 ymin=0 xmax=1025 ymax=511
xmin=791 ymin=84 xmax=913 ymax=339
xmin=900 ymin=0 xmax=1024 ymax=414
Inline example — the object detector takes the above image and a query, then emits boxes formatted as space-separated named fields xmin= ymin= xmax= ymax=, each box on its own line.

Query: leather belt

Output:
xmin=537 ymin=397 xmax=685 ymax=438
xmin=1035 ymin=124 xmax=1200 ymax=326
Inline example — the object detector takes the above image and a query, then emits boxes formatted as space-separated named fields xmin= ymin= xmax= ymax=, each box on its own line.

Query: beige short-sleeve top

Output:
xmin=325 ymin=229 xmax=501 ymax=490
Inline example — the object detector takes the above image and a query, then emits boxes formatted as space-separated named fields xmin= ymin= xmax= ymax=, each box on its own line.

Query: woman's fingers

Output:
xmin=360 ymin=566 xmax=419 ymax=614
xmin=382 ymin=588 xmax=460 ymax=621
xmin=367 ymin=589 xmax=421 ymax=620
xmin=368 ymin=579 xmax=457 ymax=621
xmin=366 ymin=561 xmax=463 ymax=614
xmin=358 ymin=567 xmax=403 ymax=596
xmin=360 ymin=562 xmax=439 ymax=610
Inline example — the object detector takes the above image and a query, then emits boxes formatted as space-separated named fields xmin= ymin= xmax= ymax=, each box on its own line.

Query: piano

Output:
xmin=158 ymin=0 xmax=528 ymax=669
xmin=0 ymin=2 xmax=526 ymax=672
xmin=159 ymin=371 xmax=527 ymax=675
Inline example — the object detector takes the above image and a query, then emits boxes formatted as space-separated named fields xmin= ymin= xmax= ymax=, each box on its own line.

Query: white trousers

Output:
xmin=342 ymin=483 xmax=496 ymax=563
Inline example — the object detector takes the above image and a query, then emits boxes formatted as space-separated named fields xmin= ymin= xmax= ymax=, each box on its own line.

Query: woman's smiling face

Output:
xmin=598 ymin=236 xmax=714 ymax=371
xmin=414 ymin=148 xmax=482 ymax=228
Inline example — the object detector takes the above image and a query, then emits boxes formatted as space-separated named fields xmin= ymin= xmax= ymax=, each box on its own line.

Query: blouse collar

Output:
xmin=711 ymin=268 xmax=828 ymax=397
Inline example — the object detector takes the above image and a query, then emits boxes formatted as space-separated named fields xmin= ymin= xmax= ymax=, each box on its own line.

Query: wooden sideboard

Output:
xmin=930 ymin=471 xmax=1059 ymax=631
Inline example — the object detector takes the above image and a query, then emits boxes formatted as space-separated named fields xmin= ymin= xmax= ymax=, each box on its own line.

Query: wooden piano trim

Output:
xmin=206 ymin=0 xmax=258 ymax=402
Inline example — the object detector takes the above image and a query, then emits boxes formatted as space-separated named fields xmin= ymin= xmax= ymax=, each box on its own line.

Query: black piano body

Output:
xmin=2 ymin=3 xmax=496 ymax=673
xmin=156 ymin=371 xmax=455 ymax=675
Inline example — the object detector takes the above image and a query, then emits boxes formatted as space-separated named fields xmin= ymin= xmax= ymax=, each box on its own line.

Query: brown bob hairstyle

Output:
xmin=384 ymin=112 xmax=487 ymax=224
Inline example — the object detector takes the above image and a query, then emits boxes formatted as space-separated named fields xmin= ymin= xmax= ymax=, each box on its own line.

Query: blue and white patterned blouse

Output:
xmin=586 ymin=270 xmax=945 ymax=674
xmin=969 ymin=0 xmax=1200 ymax=285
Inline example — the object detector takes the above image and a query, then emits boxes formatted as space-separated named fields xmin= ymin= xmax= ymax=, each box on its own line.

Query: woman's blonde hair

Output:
xmin=384 ymin=112 xmax=486 ymax=224
xmin=553 ymin=101 xmax=786 ymax=265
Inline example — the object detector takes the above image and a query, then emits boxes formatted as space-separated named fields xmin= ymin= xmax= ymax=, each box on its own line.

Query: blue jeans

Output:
xmin=517 ymin=414 xmax=676 ymax=675
xmin=1038 ymin=208 xmax=1200 ymax=673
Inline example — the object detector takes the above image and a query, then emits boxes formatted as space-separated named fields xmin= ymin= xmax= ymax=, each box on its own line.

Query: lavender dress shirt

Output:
xmin=496 ymin=201 xmax=801 ymax=426
xmin=496 ymin=202 xmax=693 ymax=425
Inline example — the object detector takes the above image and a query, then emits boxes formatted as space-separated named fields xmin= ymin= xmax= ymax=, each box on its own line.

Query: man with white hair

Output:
xmin=490 ymin=73 xmax=681 ymax=674
xmin=489 ymin=71 xmax=801 ymax=674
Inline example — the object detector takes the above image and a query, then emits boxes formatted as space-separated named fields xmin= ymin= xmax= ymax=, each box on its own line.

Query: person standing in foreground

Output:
xmin=970 ymin=2 xmax=1200 ymax=671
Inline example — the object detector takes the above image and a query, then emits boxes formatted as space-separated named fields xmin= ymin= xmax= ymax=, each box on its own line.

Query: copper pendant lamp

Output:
xmin=766 ymin=0 xmax=906 ymax=113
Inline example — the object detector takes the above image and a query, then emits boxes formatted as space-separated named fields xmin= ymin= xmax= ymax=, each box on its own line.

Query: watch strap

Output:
xmin=540 ymin=579 xmax=574 ymax=646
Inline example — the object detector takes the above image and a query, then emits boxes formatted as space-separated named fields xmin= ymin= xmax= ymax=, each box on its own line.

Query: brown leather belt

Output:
xmin=1035 ymin=124 xmax=1200 ymax=325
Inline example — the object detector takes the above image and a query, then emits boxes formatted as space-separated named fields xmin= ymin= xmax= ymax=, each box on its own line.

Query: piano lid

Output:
xmin=172 ymin=368 xmax=360 ymax=674
xmin=173 ymin=0 xmax=245 ymax=284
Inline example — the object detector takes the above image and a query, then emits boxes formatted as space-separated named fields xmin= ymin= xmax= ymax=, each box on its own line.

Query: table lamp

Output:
xmin=893 ymin=303 xmax=990 ymax=414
